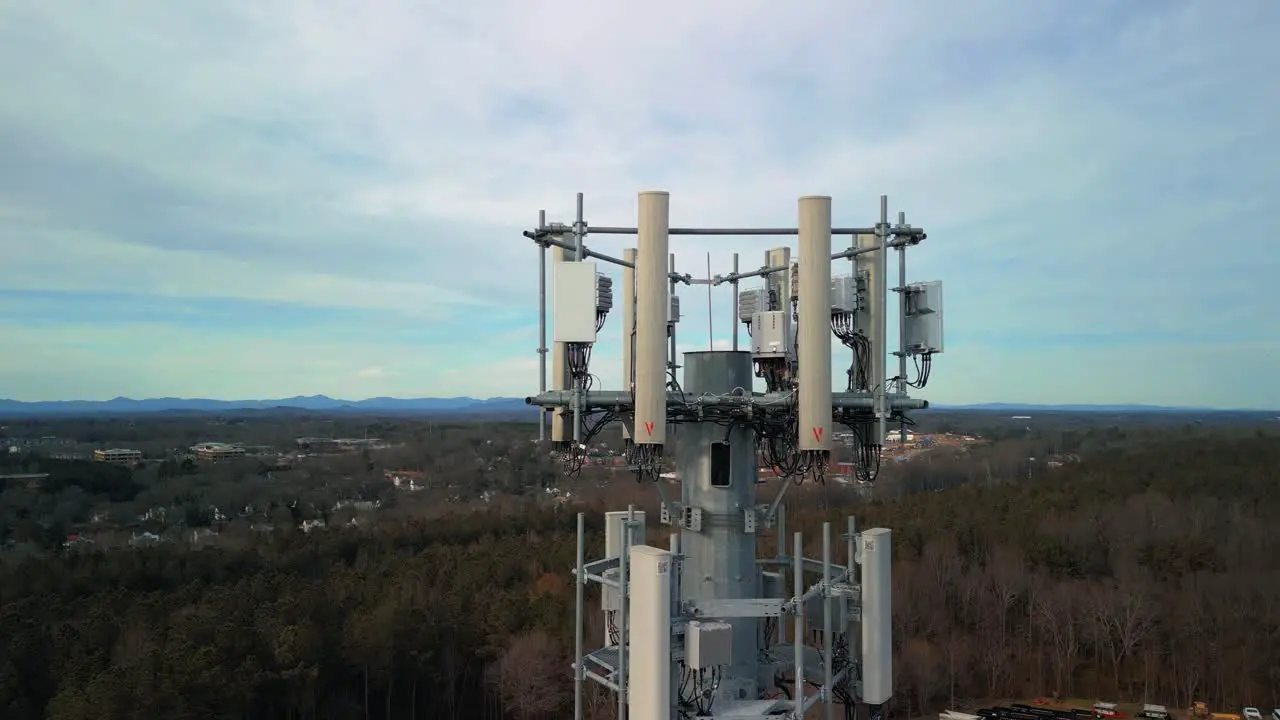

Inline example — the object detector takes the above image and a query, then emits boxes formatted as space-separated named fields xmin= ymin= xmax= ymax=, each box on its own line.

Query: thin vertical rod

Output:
xmin=669 ymin=532 xmax=680 ymax=627
xmin=876 ymin=195 xmax=889 ymax=446
xmin=850 ymin=234 xmax=857 ymax=394
xmin=574 ymin=511 xmax=585 ymax=720
xmin=847 ymin=515 xmax=858 ymax=715
xmin=668 ymin=254 xmax=678 ymax=378
xmin=731 ymin=253 xmax=740 ymax=351
xmin=574 ymin=193 xmax=585 ymax=260
xmin=896 ymin=210 xmax=909 ymax=444
xmin=778 ymin=507 xmax=787 ymax=642
xmin=823 ymin=522 xmax=834 ymax=720
xmin=793 ymin=531 xmax=804 ymax=714
xmin=706 ymin=252 xmax=714 ymax=350
xmin=538 ymin=209 xmax=548 ymax=442
xmin=618 ymin=504 xmax=634 ymax=720
xmin=572 ymin=193 xmax=586 ymax=444
xmin=669 ymin=531 xmax=680 ymax=720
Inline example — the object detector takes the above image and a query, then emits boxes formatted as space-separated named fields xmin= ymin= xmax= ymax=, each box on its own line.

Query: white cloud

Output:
xmin=0 ymin=322 xmax=531 ymax=401
xmin=0 ymin=0 xmax=1276 ymax=404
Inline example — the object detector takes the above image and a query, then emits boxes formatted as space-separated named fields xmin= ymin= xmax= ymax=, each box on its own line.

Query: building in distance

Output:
xmin=192 ymin=442 xmax=246 ymax=462
xmin=92 ymin=448 xmax=142 ymax=465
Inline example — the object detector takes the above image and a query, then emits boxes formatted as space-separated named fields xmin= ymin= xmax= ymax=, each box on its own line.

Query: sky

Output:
xmin=0 ymin=0 xmax=1276 ymax=408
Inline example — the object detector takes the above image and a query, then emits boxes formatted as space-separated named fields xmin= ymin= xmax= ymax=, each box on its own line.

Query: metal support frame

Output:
xmin=572 ymin=194 xmax=586 ymax=446
xmin=525 ymin=224 xmax=920 ymax=288
xmin=526 ymin=390 xmax=928 ymax=412
xmin=537 ymin=210 xmax=548 ymax=442
xmin=572 ymin=512 xmax=867 ymax=720
xmin=894 ymin=211 xmax=909 ymax=443
xmin=875 ymin=196 xmax=890 ymax=449
xmin=537 ymin=191 xmax=921 ymax=720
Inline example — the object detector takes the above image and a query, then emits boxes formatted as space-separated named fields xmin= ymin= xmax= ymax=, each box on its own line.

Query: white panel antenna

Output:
xmin=831 ymin=275 xmax=858 ymax=313
xmin=749 ymin=310 xmax=792 ymax=358
xmin=554 ymin=261 xmax=601 ymax=344
xmin=737 ymin=287 xmax=763 ymax=324
xmin=860 ymin=528 xmax=893 ymax=705
xmin=628 ymin=545 xmax=672 ymax=720
xmin=596 ymin=273 xmax=614 ymax=314
xmin=903 ymin=280 xmax=944 ymax=355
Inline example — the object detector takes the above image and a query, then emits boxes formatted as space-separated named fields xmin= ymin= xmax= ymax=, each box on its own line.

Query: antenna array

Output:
xmin=521 ymin=191 xmax=945 ymax=720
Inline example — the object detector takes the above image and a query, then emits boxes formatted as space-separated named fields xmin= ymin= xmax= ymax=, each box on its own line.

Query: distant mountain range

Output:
xmin=930 ymin=402 xmax=1267 ymax=413
xmin=0 ymin=395 xmax=533 ymax=416
xmin=0 ymin=396 xmax=1271 ymax=417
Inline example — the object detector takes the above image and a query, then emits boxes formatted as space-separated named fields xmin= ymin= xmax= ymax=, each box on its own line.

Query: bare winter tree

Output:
xmin=494 ymin=631 xmax=567 ymax=720
xmin=981 ymin=544 xmax=1024 ymax=696
xmin=1036 ymin=584 xmax=1081 ymax=698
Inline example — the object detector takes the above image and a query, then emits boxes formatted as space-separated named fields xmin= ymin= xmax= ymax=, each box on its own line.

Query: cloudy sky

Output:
xmin=0 ymin=0 xmax=1276 ymax=408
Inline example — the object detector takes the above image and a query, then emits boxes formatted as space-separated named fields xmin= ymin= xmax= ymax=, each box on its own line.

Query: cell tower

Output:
xmin=522 ymin=191 xmax=944 ymax=720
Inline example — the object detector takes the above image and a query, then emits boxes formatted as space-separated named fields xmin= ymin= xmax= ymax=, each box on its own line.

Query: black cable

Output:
xmin=906 ymin=351 xmax=932 ymax=389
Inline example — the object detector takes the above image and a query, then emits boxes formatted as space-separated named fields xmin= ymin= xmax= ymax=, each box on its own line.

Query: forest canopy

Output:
xmin=1 ymin=426 xmax=1277 ymax=720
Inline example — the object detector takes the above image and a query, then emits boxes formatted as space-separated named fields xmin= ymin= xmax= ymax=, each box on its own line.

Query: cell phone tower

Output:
xmin=522 ymin=191 xmax=944 ymax=720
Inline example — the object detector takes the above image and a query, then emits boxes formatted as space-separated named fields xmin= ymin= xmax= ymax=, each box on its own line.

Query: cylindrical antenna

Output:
xmin=798 ymin=195 xmax=833 ymax=452
xmin=634 ymin=191 xmax=670 ymax=446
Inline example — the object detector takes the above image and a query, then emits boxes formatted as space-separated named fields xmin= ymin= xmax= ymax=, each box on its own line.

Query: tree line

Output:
xmin=1 ymin=430 xmax=1277 ymax=719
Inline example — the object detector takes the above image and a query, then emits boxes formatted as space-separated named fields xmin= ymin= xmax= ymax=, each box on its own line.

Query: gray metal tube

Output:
xmin=793 ymin=531 xmax=804 ymax=715
xmin=778 ymin=506 xmax=786 ymax=561
xmin=778 ymin=505 xmax=787 ymax=640
xmin=575 ymin=512 xmax=585 ymax=720
xmin=573 ymin=194 xmax=586 ymax=445
xmin=588 ymin=226 xmax=886 ymax=236
xmin=538 ymin=209 xmax=548 ymax=442
xmin=720 ymin=262 xmax=789 ymax=284
xmin=676 ymin=351 xmax=761 ymax=698
xmin=897 ymin=211 xmax=909 ymax=443
xmin=585 ymin=669 xmax=620 ymax=693
xmin=539 ymin=234 xmax=634 ymax=267
xmin=876 ymin=195 xmax=889 ymax=445
xmin=574 ymin=195 xmax=585 ymax=261
xmin=536 ymin=232 xmax=694 ymax=286
xmin=716 ymin=244 xmax=884 ymax=286
xmin=533 ymin=229 xmax=911 ymax=260
xmin=525 ymin=390 xmax=929 ymax=411
xmin=847 ymin=516 xmax=859 ymax=707
xmin=668 ymin=253 xmax=678 ymax=379
xmin=823 ymin=522 xmax=833 ymax=720
xmin=850 ymin=221 xmax=858 ymax=400
xmin=731 ymin=253 xmax=740 ymax=350
xmin=619 ymin=506 xmax=633 ymax=720
xmin=623 ymin=247 xmax=638 ymax=441
xmin=706 ymin=253 xmax=714 ymax=351
xmin=670 ymin=531 xmax=681 ymax=720
xmin=831 ymin=245 xmax=884 ymax=261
